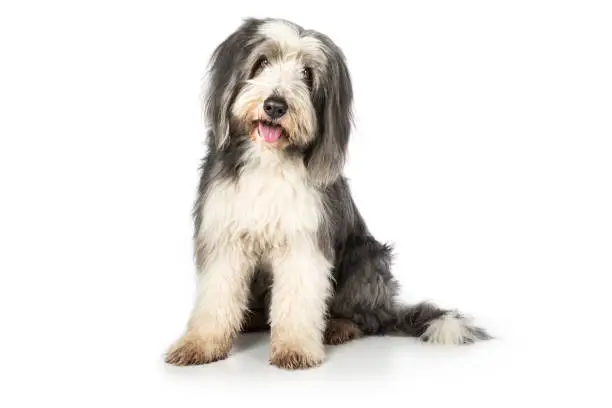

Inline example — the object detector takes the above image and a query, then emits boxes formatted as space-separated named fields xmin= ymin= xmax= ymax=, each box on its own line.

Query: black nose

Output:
xmin=263 ymin=96 xmax=288 ymax=119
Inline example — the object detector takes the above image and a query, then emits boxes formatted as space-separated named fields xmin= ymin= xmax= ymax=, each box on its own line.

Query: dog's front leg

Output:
xmin=165 ymin=243 xmax=253 ymax=365
xmin=268 ymin=237 xmax=333 ymax=369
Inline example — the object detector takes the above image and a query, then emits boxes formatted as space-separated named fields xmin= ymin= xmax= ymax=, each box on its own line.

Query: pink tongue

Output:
xmin=258 ymin=122 xmax=282 ymax=143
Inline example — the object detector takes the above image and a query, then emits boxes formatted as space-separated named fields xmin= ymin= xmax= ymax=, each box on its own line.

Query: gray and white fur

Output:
xmin=165 ymin=18 xmax=491 ymax=370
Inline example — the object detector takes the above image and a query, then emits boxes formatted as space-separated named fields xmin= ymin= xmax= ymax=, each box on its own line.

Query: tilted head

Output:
xmin=205 ymin=18 xmax=353 ymax=186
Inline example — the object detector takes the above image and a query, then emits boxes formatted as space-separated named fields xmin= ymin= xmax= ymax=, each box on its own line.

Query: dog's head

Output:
xmin=205 ymin=18 xmax=353 ymax=186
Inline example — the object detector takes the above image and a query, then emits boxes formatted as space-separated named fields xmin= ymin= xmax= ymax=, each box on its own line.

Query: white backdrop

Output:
xmin=1 ymin=1 xmax=610 ymax=407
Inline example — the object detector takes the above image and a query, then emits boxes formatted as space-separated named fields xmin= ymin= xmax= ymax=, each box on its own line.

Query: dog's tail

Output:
xmin=355 ymin=301 xmax=492 ymax=345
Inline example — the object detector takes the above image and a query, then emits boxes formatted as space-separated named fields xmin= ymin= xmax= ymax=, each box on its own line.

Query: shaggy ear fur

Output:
xmin=204 ymin=18 xmax=263 ymax=150
xmin=306 ymin=35 xmax=354 ymax=187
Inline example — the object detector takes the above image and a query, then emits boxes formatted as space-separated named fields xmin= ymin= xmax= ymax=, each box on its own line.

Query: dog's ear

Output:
xmin=204 ymin=18 xmax=262 ymax=150
xmin=306 ymin=38 xmax=353 ymax=187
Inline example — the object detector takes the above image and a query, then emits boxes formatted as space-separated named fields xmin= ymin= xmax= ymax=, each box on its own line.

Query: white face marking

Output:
xmin=257 ymin=58 xmax=304 ymax=89
xmin=259 ymin=21 xmax=325 ymax=67
xmin=259 ymin=20 xmax=302 ymax=50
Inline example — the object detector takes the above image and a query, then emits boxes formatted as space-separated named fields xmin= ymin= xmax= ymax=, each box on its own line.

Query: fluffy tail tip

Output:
xmin=420 ymin=310 xmax=492 ymax=345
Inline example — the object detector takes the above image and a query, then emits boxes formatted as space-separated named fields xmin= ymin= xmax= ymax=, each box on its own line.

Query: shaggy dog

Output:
xmin=165 ymin=17 xmax=490 ymax=370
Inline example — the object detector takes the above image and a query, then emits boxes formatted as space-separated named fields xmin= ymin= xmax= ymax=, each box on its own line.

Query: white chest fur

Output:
xmin=199 ymin=146 xmax=322 ymax=255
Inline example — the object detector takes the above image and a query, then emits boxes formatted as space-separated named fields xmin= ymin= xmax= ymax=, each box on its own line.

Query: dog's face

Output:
xmin=205 ymin=18 xmax=353 ymax=185
xmin=231 ymin=23 xmax=322 ymax=148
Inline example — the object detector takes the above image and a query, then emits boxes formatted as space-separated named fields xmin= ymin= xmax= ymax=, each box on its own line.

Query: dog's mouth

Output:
xmin=253 ymin=120 xmax=287 ymax=143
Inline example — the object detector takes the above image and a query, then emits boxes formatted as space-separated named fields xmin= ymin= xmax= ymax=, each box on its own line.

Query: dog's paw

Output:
xmin=324 ymin=318 xmax=362 ymax=345
xmin=269 ymin=347 xmax=323 ymax=370
xmin=165 ymin=333 xmax=231 ymax=366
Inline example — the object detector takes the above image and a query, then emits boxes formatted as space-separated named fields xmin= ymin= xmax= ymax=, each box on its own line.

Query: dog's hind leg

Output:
xmin=324 ymin=318 xmax=362 ymax=345
xmin=328 ymin=235 xmax=400 ymax=336
xmin=329 ymin=234 xmax=491 ymax=344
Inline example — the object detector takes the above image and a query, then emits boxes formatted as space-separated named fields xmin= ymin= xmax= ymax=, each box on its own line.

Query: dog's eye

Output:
xmin=301 ymin=67 xmax=313 ymax=88
xmin=301 ymin=67 xmax=312 ymax=80
xmin=250 ymin=57 xmax=269 ymax=78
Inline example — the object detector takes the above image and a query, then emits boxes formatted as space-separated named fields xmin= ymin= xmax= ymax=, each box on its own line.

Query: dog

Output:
xmin=165 ymin=17 xmax=490 ymax=370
